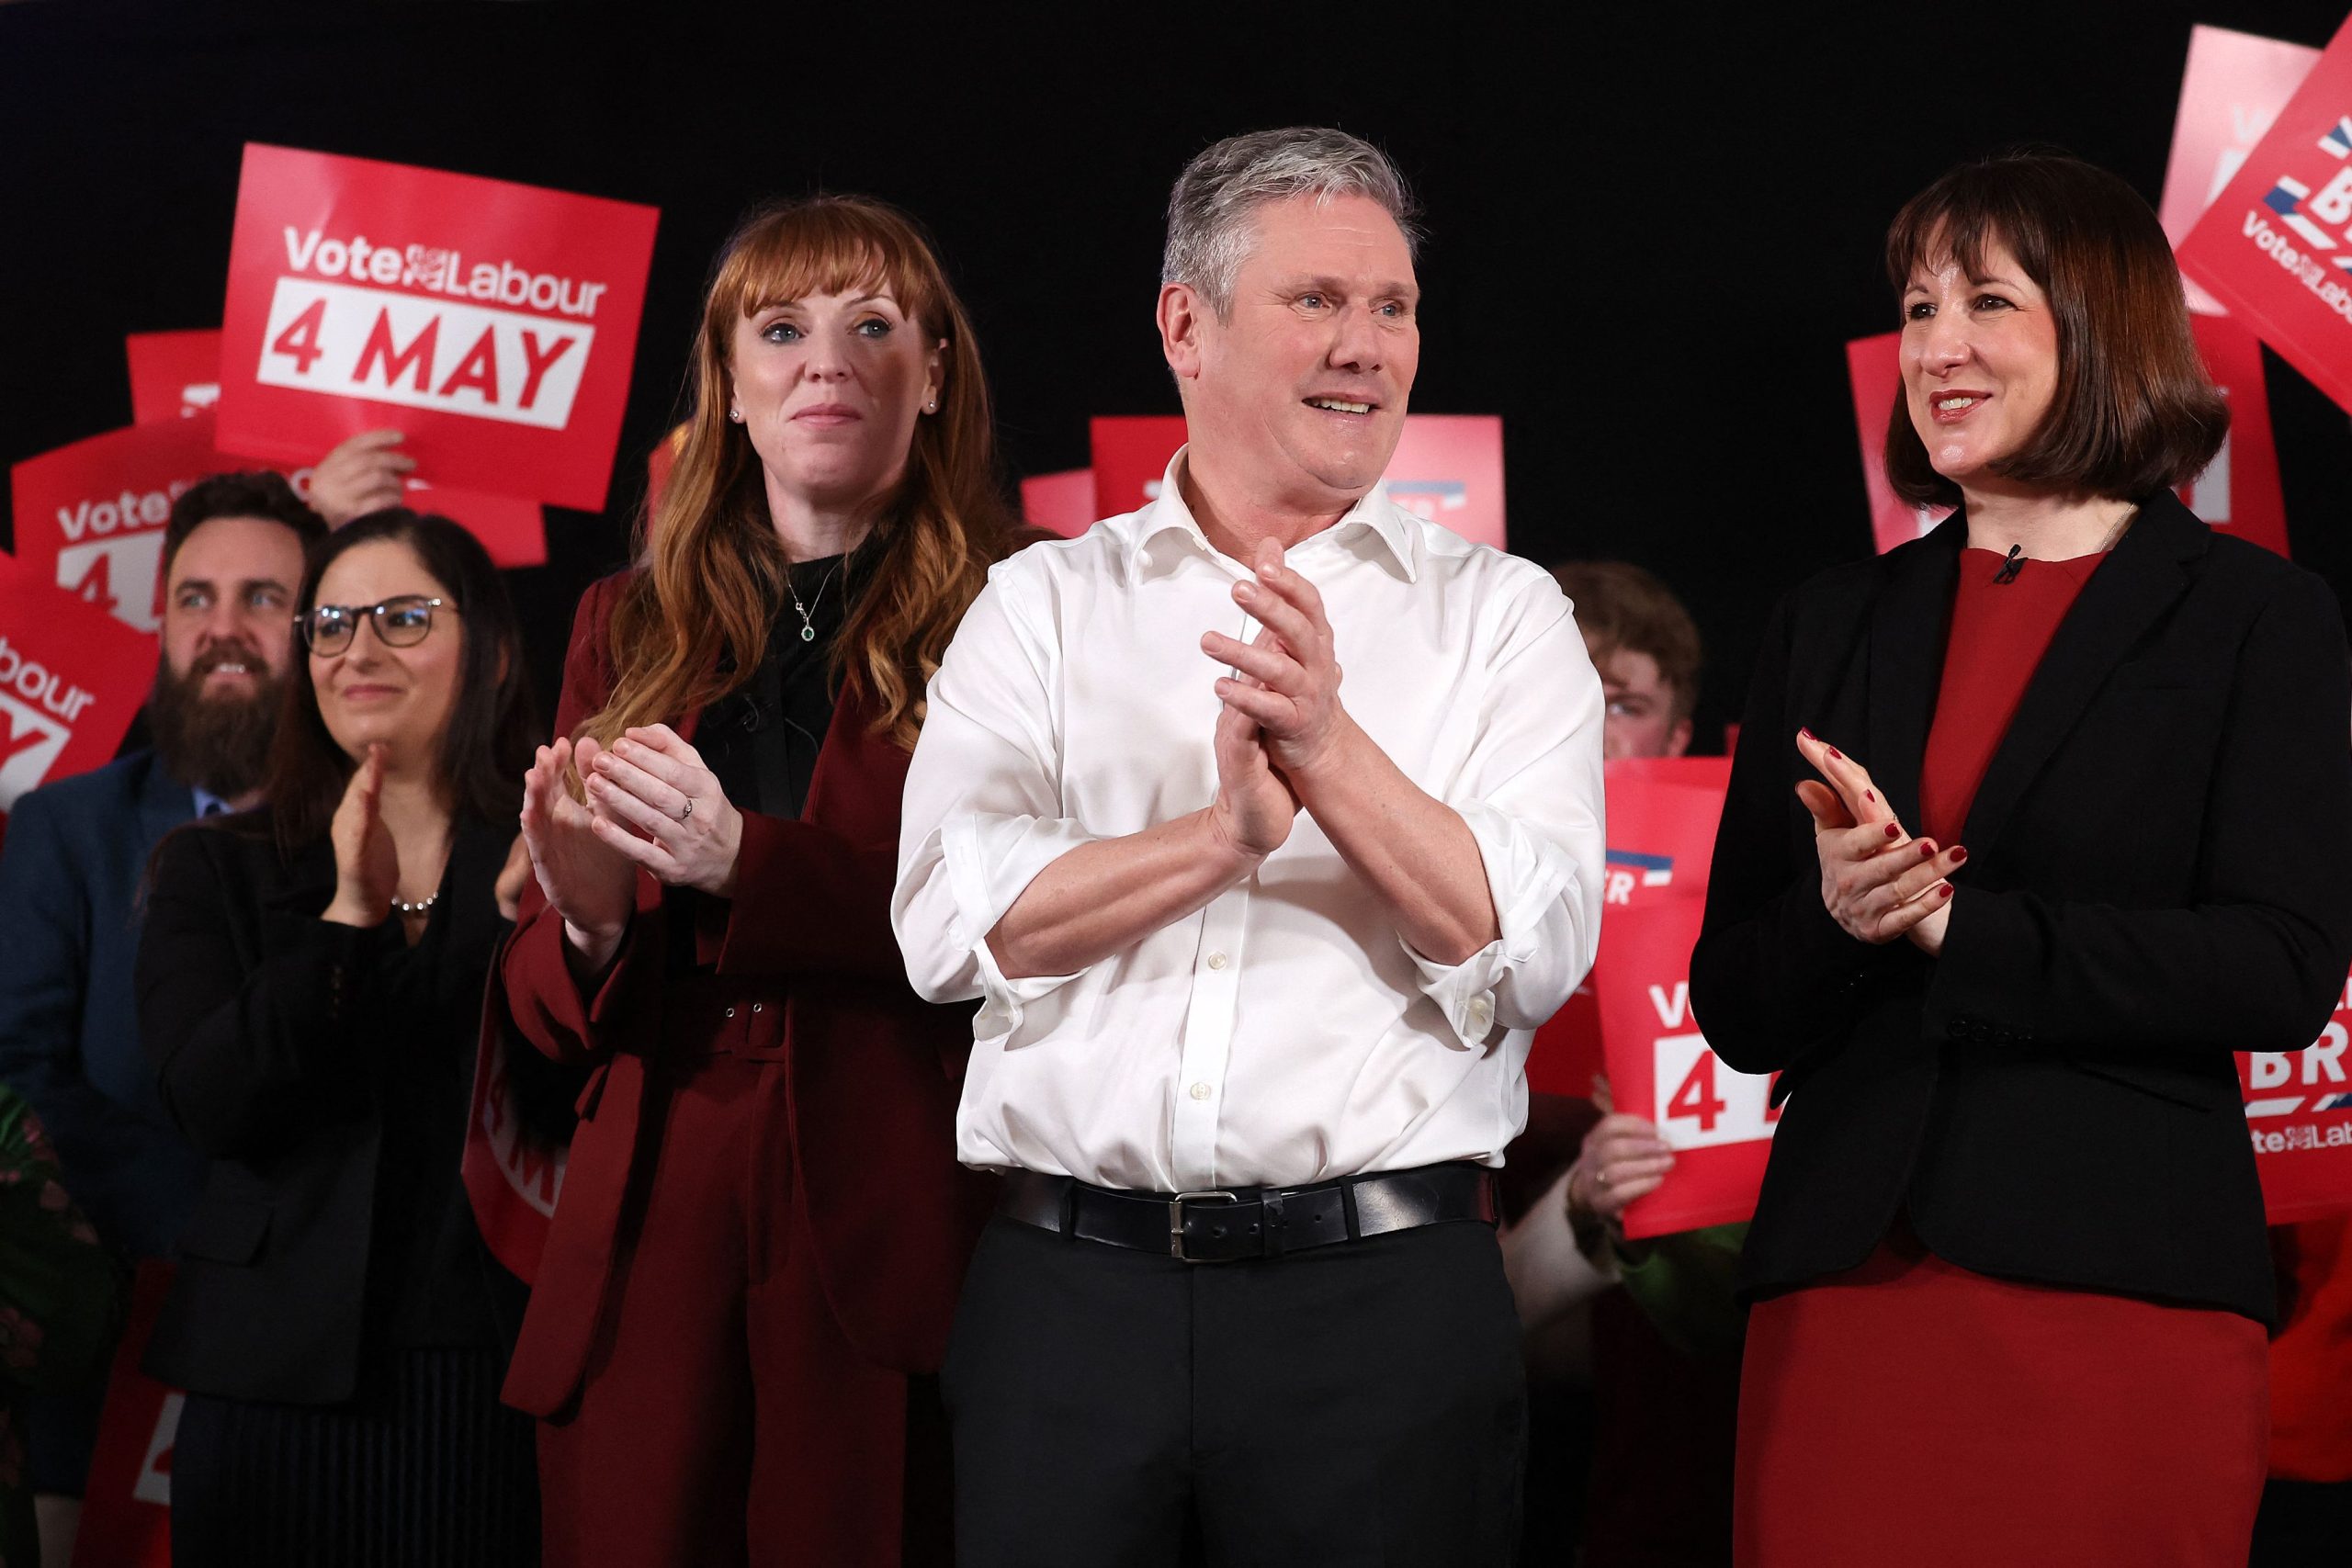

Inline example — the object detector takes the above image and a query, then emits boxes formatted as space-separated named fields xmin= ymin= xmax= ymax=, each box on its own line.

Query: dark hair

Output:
xmin=1551 ymin=560 xmax=1703 ymax=723
xmin=1882 ymin=152 xmax=2228 ymax=508
xmin=161 ymin=470 xmax=327 ymax=579
xmin=261 ymin=509 xmax=535 ymax=857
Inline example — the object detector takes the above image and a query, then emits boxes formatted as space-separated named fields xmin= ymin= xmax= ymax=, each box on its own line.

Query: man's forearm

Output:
xmin=988 ymin=809 xmax=1263 ymax=980
xmin=1288 ymin=716 xmax=1498 ymax=965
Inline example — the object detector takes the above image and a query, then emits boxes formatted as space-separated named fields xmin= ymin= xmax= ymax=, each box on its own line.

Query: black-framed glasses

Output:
xmin=298 ymin=595 xmax=453 ymax=656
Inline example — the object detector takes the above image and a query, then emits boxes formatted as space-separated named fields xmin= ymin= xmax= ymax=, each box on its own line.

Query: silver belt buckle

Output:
xmin=1169 ymin=1190 xmax=1238 ymax=1262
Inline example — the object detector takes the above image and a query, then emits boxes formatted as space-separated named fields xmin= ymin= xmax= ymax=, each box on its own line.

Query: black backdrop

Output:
xmin=7 ymin=2 xmax=2352 ymax=750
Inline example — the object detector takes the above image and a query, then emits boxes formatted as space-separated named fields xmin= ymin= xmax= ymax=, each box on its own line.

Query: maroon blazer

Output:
xmin=496 ymin=571 xmax=994 ymax=1417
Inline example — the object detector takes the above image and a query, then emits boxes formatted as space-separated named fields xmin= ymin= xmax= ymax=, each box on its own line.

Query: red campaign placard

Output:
xmin=1595 ymin=896 xmax=1778 ymax=1240
xmin=1845 ymin=332 xmax=1948 ymax=556
xmin=2240 ymin=974 xmax=2352 ymax=1223
xmin=1089 ymin=414 xmax=1508 ymax=547
xmin=462 ymin=1025 xmax=568 ymax=1283
xmin=404 ymin=478 xmax=546 ymax=568
xmin=645 ymin=421 xmax=688 ymax=523
xmin=69 ymin=1261 xmax=177 ymax=1568
xmin=218 ymin=144 xmax=659 ymax=512
xmin=1020 ymin=468 xmax=1097 ymax=538
xmin=2161 ymin=25 xmax=2324 ymax=316
xmin=125 ymin=328 xmax=224 ymax=423
xmin=123 ymin=332 xmax=548 ymax=567
xmin=10 ymin=413 xmax=237 ymax=635
xmin=2185 ymin=312 xmax=2290 ymax=557
xmin=0 ymin=554 xmax=155 ymax=817
xmin=2179 ymin=14 xmax=2352 ymax=419
xmin=1525 ymin=758 xmax=1731 ymax=1100
xmin=1846 ymin=325 xmax=2288 ymax=558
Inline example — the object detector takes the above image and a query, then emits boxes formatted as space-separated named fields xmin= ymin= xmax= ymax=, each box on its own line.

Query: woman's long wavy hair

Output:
xmin=588 ymin=196 xmax=1014 ymax=752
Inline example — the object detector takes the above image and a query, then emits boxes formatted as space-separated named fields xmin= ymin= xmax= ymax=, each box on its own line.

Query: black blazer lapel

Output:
xmin=1958 ymin=492 xmax=2210 ymax=855
xmin=1865 ymin=515 xmax=1964 ymax=836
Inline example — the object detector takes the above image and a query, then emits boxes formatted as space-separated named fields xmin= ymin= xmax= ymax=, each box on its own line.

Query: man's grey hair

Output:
xmin=1161 ymin=128 xmax=1421 ymax=315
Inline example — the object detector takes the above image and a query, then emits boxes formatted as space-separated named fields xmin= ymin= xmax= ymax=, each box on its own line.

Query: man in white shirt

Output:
xmin=893 ymin=127 xmax=1606 ymax=1564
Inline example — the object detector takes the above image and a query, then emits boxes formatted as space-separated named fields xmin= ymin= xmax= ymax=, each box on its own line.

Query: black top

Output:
xmin=699 ymin=552 xmax=859 ymax=822
xmin=1690 ymin=492 xmax=2352 ymax=1325
xmin=136 ymin=809 xmax=560 ymax=1404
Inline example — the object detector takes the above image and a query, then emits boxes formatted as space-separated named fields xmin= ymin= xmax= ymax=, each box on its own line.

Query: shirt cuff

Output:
xmin=1402 ymin=798 xmax=1573 ymax=1047
xmin=942 ymin=811 xmax=1102 ymax=1041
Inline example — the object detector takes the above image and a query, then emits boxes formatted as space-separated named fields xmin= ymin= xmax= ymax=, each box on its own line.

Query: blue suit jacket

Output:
xmin=0 ymin=750 xmax=205 ymax=1258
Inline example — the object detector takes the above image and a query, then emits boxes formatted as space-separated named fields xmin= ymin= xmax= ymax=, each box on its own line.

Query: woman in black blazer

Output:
xmin=1691 ymin=153 xmax=2352 ymax=1567
xmin=139 ymin=511 xmax=558 ymax=1566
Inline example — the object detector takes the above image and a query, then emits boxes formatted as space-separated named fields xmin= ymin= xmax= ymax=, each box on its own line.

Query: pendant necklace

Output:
xmin=786 ymin=561 xmax=842 ymax=643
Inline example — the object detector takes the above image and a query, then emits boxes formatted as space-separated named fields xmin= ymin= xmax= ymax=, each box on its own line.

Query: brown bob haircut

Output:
xmin=590 ymin=196 xmax=1013 ymax=753
xmin=1883 ymin=152 xmax=2228 ymax=509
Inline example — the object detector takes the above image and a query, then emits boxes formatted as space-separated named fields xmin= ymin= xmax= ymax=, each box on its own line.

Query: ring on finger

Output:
xmin=679 ymin=797 xmax=695 ymax=822
xmin=1596 ymin=1169 xmax=1612 ymax=1189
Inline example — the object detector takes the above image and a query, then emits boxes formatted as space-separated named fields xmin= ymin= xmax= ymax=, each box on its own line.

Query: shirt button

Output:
xmin=1189 ymin=1082 xmax=1213 ymax=1101
xmin=725 ymin=1006 xmax=737 ymax=1019
xmin=751 ymin=1002 xmax=763 ymax=1013
xmin=1206 ymin=952 xmax=1229 ymax=971
xmin=1468 ymin=998 xmax=1493 ymax=1028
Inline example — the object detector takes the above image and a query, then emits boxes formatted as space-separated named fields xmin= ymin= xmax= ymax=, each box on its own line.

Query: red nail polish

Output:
xmin=1863 ymin=790 xmax=1874 ymax=802
xmin=1827 ymin=748 xmax=1842 ymax=760
xmin=1918 ymin=840 xmax=1935 ymax=858
xmin=1800 ymin=727 xmax=1815 ymax=739
xmin=1883 ymin=822 xmax=1900 ymax=838
xmin=1939 ymin=885 xmax=1954 ymax=899
xmin=1951 ymin=846 xmax=1968 ymax=863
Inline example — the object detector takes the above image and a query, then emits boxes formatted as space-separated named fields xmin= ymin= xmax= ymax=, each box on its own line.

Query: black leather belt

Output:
xmin=1001 ymin=1161 xmax=1498 ymax=1264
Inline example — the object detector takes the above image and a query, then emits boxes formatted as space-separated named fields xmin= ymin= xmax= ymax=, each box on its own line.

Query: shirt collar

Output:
xmin=190 ymin=785 xmax=233 ymax=818
xmin=1123 ymin=446 xmax=1419 ymax=586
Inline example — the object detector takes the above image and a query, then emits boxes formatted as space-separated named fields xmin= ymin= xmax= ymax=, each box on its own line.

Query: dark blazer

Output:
xmin=136 ymin=811 xmax=519 ymax=1404
xmin=1690 ymin=493 xmax=2352 ymax=1325
xmin=0 ymin=750 xmax=204 ymax=1258
xmin=495 ymin=572 xmax=995 ymax=1417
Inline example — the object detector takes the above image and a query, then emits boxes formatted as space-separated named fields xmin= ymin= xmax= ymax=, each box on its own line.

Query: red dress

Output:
xmin=1734 ymin=548 xmax=2270 ymax=1567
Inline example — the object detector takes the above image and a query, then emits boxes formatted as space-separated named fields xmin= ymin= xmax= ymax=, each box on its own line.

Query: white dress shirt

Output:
xmin=892 ymin=450 xmax=1606 ymax=1192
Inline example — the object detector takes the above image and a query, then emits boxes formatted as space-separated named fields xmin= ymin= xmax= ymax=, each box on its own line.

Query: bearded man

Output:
xmin=0 ymin=470 xmax=323 ymax=1540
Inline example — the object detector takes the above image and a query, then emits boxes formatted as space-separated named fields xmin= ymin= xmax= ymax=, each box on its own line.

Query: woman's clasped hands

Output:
xmin=1794 ymin=728 xmax=1962 ymax=956
xmin=520 ymin=724 xmax=745 ymax=971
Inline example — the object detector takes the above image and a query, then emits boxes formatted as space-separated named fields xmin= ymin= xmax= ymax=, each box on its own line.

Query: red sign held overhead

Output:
xmin=125 ymin=329 xmax=225 ymax=423
xmin=2159 ymin=25 xmax=2324 ymax=317
xmin=0 ymin=553 xmax=157 ymax=818
xmin=2179 ymin=13 xmax=2352 ymax=419
xmin=218 ymin=145 xmax=658 ymax=513
xmin=9 ymin=413 xmax=235 ymax=635
xmin=1088 ymin=414 xmax=1508 ymax=547
xmin=124 ymin=330 xmax=547 ymax=568
xmin=1844 ymin=321 xmax=2288 ymax=558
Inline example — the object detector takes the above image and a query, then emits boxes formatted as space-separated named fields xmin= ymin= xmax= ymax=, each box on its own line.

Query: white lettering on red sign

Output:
xmin=255 ymin=278 xmax=594 ymax=430
xmin=280 ymin=228 xmax=610 ymax=319
xmin=1652 ymin=1031 xmax=1779 ymax=1150
xmin=134 ymin=1392 xmax=182 ymax=1508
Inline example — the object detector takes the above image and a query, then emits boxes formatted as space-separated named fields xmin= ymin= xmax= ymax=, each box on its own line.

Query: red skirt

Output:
xmin=1735 ymin=1225 xmax=2267 ymax=1568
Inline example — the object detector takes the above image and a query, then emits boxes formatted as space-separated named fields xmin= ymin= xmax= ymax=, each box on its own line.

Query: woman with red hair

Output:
xmin=494 ymin=197 xmax=1011 ymax=1566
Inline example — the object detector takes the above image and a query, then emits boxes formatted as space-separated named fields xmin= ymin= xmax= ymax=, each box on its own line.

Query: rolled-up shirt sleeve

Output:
xmin=1403 ymin=573 xmax=1606 ymax=1044
xmin=894 ymin=559 xmax=1101 ymax=1032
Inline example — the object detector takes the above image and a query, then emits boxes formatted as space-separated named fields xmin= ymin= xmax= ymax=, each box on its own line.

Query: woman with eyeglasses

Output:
xmin=137 ymin=509 xmax=567 ymax=1566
